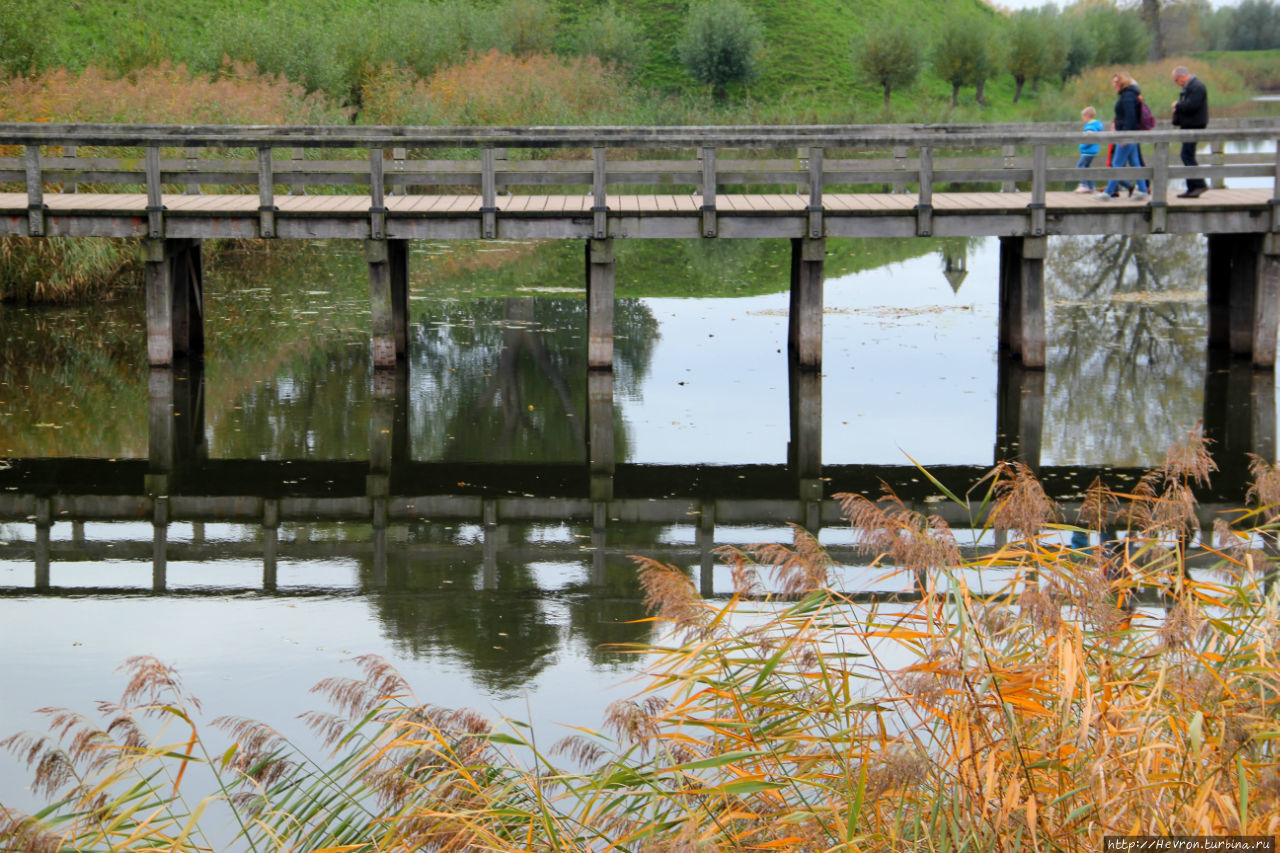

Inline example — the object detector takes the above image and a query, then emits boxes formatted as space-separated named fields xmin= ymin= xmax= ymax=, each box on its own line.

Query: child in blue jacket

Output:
xmin=1075 ymin=106 xmax=1104 ymax=192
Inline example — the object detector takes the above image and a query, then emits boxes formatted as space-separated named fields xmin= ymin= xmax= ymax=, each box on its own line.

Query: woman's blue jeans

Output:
xmin=1103 ymin=144 xmax=1148 ymax=196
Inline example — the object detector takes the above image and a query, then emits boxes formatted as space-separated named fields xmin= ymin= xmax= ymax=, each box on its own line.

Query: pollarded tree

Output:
xmin=676 ymin=0 xmax=764 ymax=101
xmin=572 ymin=2 xmax=648 ymax=76
xmin=1005 ymin=12 xmax=1045 ymax=103
xmin=853 ymin=18 xmax=922 ymax=112
xmin=932 ymin=11 xmax=998 ymax=107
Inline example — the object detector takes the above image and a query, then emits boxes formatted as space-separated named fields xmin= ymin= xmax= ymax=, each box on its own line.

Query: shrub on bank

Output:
xmin=0 ymin=61 xmax=347 ymax=304
xmin=361 ymin=51 xmax=634 ymax=126
xmin=4 ymin=429 xmax=1280 ymax=849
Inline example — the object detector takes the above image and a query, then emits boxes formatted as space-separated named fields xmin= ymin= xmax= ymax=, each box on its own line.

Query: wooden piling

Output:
xmin=789 ymin=236 xmax=825 ymax=370
xmin=1207 ymin=233 xmax=1278 ymax=366
xmin=997 ymin=235 xmax=1046 ymax=368
xmin=367 ymin=238 xmax=409 ymax=368
xmin=586 ymin=238 xmax=615 ymax=369
xmin=994 ymin=355 xmax=1045 ymax=472
xmin=144 ymin=239 xmax=205 ymax=366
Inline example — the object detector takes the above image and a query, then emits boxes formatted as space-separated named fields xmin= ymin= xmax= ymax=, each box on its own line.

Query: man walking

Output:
xmin=1171 ymin=65 xmax=1209 ymax=198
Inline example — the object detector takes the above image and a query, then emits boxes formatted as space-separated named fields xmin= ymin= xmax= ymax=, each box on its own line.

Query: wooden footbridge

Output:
xmin=3 ymin=119 xmax=1278 ymax=371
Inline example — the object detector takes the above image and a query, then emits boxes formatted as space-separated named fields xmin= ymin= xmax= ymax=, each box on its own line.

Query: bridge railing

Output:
xmin=2 ymin=120 xmax=1277 ymax=237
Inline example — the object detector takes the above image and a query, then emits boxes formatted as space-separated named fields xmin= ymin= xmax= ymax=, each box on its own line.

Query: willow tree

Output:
xmin=676 ymin=0 xmax=764 ymax=101
xmin=853 ymin=18 xmax=922 ymax=112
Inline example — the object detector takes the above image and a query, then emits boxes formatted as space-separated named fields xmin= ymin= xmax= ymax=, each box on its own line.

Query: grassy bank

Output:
xmin=4 ymin=430 xmax=1280 ymax=849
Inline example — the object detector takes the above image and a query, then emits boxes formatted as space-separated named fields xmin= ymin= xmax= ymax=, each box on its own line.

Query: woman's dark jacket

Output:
xmin=1172 ymin=76 xmax=1208 ymax=129
xmin=1113 ymin=84 xmax=1143 ymax=131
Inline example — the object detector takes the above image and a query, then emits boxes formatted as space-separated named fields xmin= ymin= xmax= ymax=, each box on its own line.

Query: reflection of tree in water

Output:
xmin=1045 ymin=235 xmax=1207 ymax=466
xmin=411 ymin=297 xmax=657 ymax=462
xmin=359 ymin=522 xmax=653 ymax=693
xmin=207 ymin=296 xmax=658 ymax=462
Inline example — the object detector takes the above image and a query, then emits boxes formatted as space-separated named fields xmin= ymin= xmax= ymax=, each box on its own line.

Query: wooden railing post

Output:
xmin=257 ymin=147 xmax=276 ymax=238
xmin=1028 ymin=144 xmax=1047 ymax=236
xmin=24 ymin=145 xmax=44 ymax=237
xmin=368 ymin=148 xmax=386 ymax=241
xmin=592 ymin=146 xmax=608 ymax=239
xmin=1150 ymin=141 xmax=1169 ymax=233
xmin=481 ymin=146 xmax=497 ymax=238
xmin=1272 ymin=139 xmax=1280 ymax=234
xmin=391 ymin=147 xmax=406 ymax=196
xmin=700 ymin=146 xmax=716 ymax=237
xmin=1001 ymin=144 xmax=1017 ymax=193
xmin=916 ymin=146 xmax=933 ymax=237
xmin=184 ymin=146 xmax=200 ymax=194
xmin=290 ymin=147 xmax=306 ymax=195
xmin=807 ymin=146 xmax=823 ymax=239
xmin=893 ymin=145 xmax=908 ymax=193
xmin=145 ymin=146 xmax=164 ymax=238
xmin=65 ymin=145 xmax=78 ymax=194
xmin=1209 ymin=139 xmax=1226 ymax=190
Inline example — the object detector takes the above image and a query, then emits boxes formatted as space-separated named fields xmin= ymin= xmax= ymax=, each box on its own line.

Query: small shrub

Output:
xmin=570 ymin=2 xmax=648 ymax=76
xmin=675 ymin=0 xmax=764 ymax=102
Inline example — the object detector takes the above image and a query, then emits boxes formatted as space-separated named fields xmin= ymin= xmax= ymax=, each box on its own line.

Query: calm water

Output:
xmin=0 ymin=228 xmax=1272 ymax=817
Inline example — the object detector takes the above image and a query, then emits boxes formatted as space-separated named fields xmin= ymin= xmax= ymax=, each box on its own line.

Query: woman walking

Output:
xmin=1097 ymin=72 xmax=1149 ymax=201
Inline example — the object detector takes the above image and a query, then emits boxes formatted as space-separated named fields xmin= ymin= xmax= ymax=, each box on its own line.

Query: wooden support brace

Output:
xmin=1272 ymin=141 xmax=1280 ymax=233
xmin=64 ymin=145 xmax=78 ymax=194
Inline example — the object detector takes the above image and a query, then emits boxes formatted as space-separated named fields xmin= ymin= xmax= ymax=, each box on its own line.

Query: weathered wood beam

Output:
xmin=789 ymin=236 xmax=824 ymax=369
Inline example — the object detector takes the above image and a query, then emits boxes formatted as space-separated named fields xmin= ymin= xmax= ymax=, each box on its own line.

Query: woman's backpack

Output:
xmin=1137 ymin=95 xmax=1156 ymax=130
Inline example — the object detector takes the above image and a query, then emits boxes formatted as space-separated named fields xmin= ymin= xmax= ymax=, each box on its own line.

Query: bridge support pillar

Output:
xmin=788 ymin=358 xmax=823 ymax=501
xmin=367 ymin=239 xmax=409 ymax=368
xmin=994 ymin=354 xmax=1044 ymax=473
xmin=998 ymin=236 xmax=1046 ymax=369
xmin=588 ymin=370 xmax=615 ymax=501
xmin=144 ymin=238 xmax=204 ymax=366
xmin=1208 ymin=234 xmax=1279 ymax=367
xmin=789 ymin=237 xmax=825 ymax=369
xmin=586 ymin=238 xmax=615 ymax=368
xmin=698 ymin=503 xmax=715 ymax=597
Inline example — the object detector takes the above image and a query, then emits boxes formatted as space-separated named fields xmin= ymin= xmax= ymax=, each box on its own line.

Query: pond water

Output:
xmin=0 ymin=222 xmax=1274 ymax=822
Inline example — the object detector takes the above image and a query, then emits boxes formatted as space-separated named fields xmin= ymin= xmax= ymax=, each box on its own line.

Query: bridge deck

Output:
xmin=2 ymin=188 xmax=1271 ymax=240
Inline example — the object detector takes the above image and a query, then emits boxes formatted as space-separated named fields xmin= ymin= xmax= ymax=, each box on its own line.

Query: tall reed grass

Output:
xmin=4 ymin=428 xmax=1280 ymax=850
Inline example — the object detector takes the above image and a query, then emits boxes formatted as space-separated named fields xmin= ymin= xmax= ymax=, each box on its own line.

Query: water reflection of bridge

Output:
xmin=1 ymin=352 xmax=1271 ymax=593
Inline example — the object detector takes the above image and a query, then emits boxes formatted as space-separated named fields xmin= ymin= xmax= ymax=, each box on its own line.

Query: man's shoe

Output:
xmin=1095 ymin=192 xmax=1114 ymax=201
xmin=1131 ymin=191 xmax=1148 ymax=201
xmin=1187 ymin=186 xmax=1208 ymax=197
xmin=1177 ymin=191 xmax=1194 ymax=198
